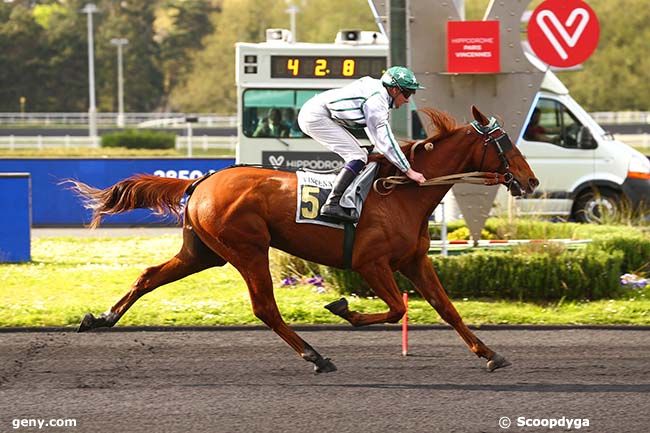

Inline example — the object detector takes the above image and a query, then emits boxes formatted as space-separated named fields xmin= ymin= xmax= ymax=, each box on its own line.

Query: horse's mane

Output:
xmin=417 ymin=108 xmax=459 ymax=142
xmin=370 ymin=108 xmax=460 ymax=175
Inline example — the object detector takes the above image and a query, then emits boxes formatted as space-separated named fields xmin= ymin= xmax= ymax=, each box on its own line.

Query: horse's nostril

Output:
xmin=529 ymin=178 xmax=540 ymax=190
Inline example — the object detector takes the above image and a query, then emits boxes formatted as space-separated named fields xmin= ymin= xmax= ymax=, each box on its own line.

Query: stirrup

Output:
xmin=320 ymin=205 xmax=358 ymax=223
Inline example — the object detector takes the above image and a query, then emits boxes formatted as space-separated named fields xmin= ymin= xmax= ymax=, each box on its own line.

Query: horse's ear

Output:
xmin=471 ymin=105 xmax=489 ymax=126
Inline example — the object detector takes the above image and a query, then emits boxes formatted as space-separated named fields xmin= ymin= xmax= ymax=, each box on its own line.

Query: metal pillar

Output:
xmin=387 ymin=0 xmax=411 ymax=138
xmin=369 ymin=0 xmax=544 ymax=242
xmin=110 ymin=38 xmax=128 ymax=128
xmin=82 ymin=4 xmax=99 ymax=145
xmin=286 ymin=4 xmax=299 ymax=43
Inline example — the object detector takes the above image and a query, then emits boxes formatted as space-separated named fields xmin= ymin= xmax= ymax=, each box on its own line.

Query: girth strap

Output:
xmin=343 ymin=222 xmax=356 ymax=269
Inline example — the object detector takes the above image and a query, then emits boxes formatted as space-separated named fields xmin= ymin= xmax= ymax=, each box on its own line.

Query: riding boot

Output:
xmin=320 ymin=160 xmax=365 ymax=223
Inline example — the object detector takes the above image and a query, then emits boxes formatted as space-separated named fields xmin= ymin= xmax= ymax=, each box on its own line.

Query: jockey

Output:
xmin=298 ymin=66 xmax=427 ymax=223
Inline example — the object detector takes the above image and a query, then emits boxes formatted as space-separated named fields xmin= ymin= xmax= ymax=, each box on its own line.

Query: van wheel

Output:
xmin=572 ymin=188 xmax=621 ymax=223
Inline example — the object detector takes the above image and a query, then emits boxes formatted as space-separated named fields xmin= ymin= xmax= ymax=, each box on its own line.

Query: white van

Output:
xmin=491 ymin=69 xmax=650 ymax=223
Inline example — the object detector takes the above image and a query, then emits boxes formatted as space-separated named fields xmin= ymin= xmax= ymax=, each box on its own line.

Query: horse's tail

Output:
xmin=63 ymin=175 xmax=193 ymax=229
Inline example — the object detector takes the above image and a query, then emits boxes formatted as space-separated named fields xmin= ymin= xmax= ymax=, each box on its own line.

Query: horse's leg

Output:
xmin=325 ymin=262 xmax=405 ymax=327
xmin=225 ymin=242 xmax=336 ymax=373
xmin=79 ymin=229 xmax=225 ymax=331
xmin=400 ymin=254 xmax=511 ymax=372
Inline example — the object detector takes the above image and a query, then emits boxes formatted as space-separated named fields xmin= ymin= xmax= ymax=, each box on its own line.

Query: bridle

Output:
xmin=373 ymin=115 xmax=525 ymax=195
xmin=470 ymin=117 xmax=516 ymax=190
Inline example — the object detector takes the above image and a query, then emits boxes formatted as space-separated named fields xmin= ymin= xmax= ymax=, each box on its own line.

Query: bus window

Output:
xmin=243 ymin=89 xmax=312 ymax=138
xmin=244 ymin=89 xmax=294 ymax=106
xmin=243 ymin=90 xmax=296 ymax=138
xmin=296 ymin=90 xmax=322 ymax=108
xmin=242 ymin=88 xmax=370 ymax=140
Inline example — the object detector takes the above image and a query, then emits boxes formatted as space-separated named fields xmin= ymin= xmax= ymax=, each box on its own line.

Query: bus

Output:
xmin=235 ymin=29 xmax=390 ymax=171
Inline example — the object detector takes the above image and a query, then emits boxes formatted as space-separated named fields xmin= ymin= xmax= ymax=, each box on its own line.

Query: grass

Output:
xmin=0 ymin=147 xmax=235 ymax=158
xmin=1 ymin=234 xmax=648 ymax=327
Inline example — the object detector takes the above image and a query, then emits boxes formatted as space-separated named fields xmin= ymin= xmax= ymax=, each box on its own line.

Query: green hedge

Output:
xmin=272 ymin=220 xmax=648 ymax=302
xmin=588 ymin=235 xmax=650 ymax=273
xmin=429 ymin=218 xmax=648 ymax=240
xmin=326 ymin=249 xmax=624 ymax=302
xmin=101 ymin=129 xmax=175 ymax=149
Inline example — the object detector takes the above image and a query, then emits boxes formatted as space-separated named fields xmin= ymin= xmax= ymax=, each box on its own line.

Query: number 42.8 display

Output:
xmin=271 ymin=56 xmax=385 ymax=79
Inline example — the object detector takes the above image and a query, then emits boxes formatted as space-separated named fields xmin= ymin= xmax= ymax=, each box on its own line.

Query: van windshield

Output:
xmin=561 ymin=95 xmax=607 ymax=137
xmin=524 ymin=97 xmax=599 ymax=149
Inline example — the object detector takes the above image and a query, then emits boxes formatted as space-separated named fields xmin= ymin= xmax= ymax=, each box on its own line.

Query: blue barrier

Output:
xmin=0 ymin=158 xmax=235 ymax=226
xmin=0 ymin=173 xmax=31 ymax=262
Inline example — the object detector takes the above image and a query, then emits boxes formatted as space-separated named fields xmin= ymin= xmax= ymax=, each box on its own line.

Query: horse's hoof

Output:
xmin=324 ymin=298 xmax=349 ymax=317
xmin=487 ymin=353 xmax=512 ymax=372
xmin=78 ymin=312 xmax=115 ymax=332
xmin=314 ymin=358 xmax=337 ymax=374
xmin=78 ymin=313 xmax=97 ymax=333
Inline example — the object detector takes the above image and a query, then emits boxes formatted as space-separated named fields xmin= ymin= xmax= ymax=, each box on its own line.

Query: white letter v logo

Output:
xmin=536 ymin=8 xmax=590 ymax=60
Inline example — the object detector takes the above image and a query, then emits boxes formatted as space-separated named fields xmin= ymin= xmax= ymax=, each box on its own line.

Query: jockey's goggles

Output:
xmin=400 ymin=87 xmax=416 ymax=99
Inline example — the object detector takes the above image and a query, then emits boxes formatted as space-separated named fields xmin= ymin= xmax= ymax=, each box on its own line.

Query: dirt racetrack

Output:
xmin=1 ymin=327 xmax=649 ymax=433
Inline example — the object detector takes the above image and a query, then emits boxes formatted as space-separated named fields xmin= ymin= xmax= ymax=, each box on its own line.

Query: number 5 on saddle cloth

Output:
xmin=295 ymin=162 xmax=378 ymax=228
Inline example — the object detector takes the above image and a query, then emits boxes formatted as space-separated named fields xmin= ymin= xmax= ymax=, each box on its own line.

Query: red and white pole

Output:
xmin=402 ymin=292 xmax=408 ymax=356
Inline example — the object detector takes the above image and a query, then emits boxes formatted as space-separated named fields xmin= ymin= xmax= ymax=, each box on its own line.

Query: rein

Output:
xmin=375 ymin=116 xmax=515 ymax=196
xmin=373 ymin=171 xmax=509 ymax=195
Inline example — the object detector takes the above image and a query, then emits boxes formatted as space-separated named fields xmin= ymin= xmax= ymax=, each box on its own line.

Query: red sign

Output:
xmin=528 ymin=0 xmax=600 ymax=68
xmin=447 ymin=21 xmax=500 ymax=73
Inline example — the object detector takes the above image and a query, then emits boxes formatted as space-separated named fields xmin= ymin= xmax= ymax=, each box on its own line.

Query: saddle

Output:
xmin=295 ymin=162 xmax=379 ymax=228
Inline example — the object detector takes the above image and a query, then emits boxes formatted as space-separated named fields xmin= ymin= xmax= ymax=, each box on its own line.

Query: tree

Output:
xmin=170 ymin=0 xmax=380 ymax=112
xmin=158 ymin=0 xmax=221 ymax=109
xmin=0 ymin=3 xmax=49 ymax=111
xmin=298 ymin=0 xmax=378 ymax=43
xmin=170 ymin=0 xmax=287 ymax=113
xmin=468 ymin=0 xmax=650 ymax=111
xmin=0 ymin=0 xmax=166 ymax=112
xmin=2 ymin=0 xmax=648 ymax=113
xmin=96 ymin=1 xmax=164 ymax=112
xmin=557 ymin=0 xmax=650 ymax=111
xmin=38 ymin=0 xmax=92 ymax=111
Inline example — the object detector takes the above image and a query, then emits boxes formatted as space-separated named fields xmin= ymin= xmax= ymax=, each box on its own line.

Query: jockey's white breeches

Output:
xmin=298 ymin=99 xmax=368 ymax=164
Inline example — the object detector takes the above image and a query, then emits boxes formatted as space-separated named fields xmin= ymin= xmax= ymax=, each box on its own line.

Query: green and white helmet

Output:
xmin=381 ymin=66 xmax=425 ymax=90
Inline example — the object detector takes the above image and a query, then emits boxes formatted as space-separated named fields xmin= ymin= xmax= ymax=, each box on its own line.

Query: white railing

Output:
xmin=614 ymin=134 xmax=650 ymax=148
xmin=591 ymin=111 xmax=650 ymax=124
xmin=1 ymin=112 xmax=649 ymax=126
xmin=137 ymin=116 xmax=237 ymax=128
xmin=175 ymin=135 xmax=237 ymax=151
xmin=0 ymin=135 xmax=100 ymax=149
xmin=0 ymin=112 xmax=237 ymax=128
xmin=0 ymin=134 xmax=644 ymax=152
xmin=0 ymin=135 xmax=237 ymax=151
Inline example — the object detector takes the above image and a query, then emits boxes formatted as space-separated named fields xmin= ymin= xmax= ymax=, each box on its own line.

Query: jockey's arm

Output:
xmin=363 ymin=99 xmax=411 ymax=173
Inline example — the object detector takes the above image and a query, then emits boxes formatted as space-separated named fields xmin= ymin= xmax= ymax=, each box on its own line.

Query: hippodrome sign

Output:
xmin=528 ymin=0 xmax=600 ymax=68
xmin=447 ymin=20 xmax=500 ymax=73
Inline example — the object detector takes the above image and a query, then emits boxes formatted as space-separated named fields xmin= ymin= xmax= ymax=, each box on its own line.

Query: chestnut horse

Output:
xmin=68 ymin=106 xmax=538 ymax=373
